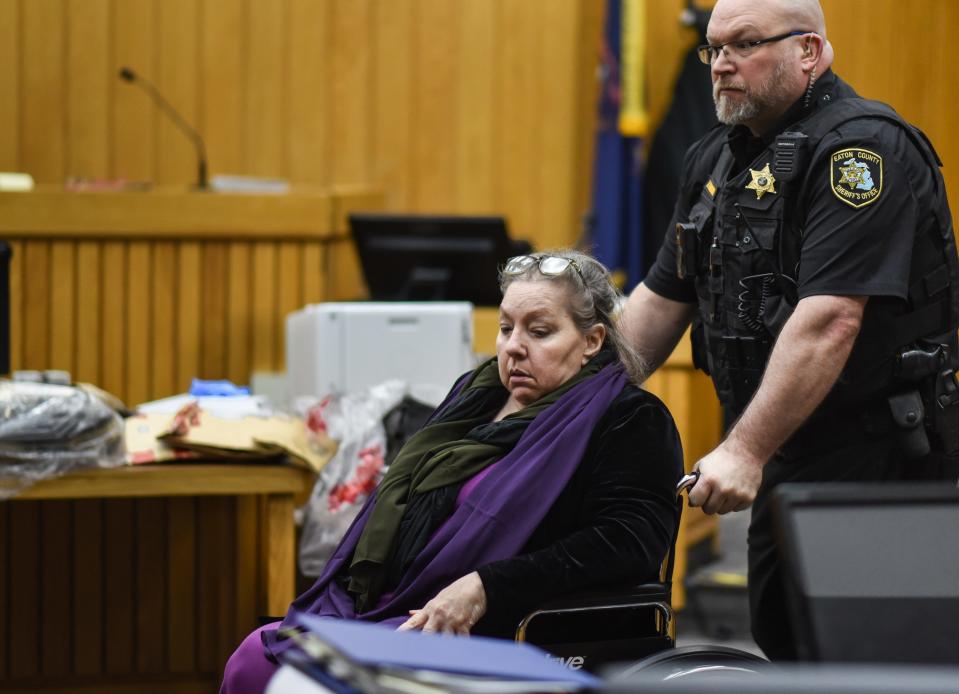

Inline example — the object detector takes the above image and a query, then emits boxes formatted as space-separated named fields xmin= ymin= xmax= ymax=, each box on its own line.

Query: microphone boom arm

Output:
xmin=119 ymin=67 xmax=209 ymax=190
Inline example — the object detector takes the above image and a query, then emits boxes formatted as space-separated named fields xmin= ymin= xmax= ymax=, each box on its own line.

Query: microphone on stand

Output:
xmin=118 ymin=66 xmax=209 ymax=190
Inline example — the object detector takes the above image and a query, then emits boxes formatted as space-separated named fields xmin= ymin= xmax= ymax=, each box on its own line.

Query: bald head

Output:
xmin=771 ymin=0 xmax=826 ymax=37
xmin=710 ymin=0 xmax=826 ymax=38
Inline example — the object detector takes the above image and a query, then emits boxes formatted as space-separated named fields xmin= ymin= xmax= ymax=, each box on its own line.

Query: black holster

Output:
xmin=933 ymin=369 xmax=959 ymax=454
xmin=888 ymin=390 xmax=930 ymax=459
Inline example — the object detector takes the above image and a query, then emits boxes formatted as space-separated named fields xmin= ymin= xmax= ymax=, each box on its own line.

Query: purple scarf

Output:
xmin=265 ymin=363 xmax=627 ymax=656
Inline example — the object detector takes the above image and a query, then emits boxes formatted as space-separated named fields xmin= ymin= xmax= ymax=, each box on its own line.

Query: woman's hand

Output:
xmin=397 ymin=572 xmax=487 ymax=636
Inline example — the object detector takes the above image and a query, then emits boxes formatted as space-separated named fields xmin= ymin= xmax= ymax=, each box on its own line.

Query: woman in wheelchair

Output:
xmin=221 ymin=250 xmax=684 ymax=692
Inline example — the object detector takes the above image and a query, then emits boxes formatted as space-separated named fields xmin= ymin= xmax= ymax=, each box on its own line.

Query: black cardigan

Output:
xmin=473 ymin=385 xmax=684 ymax=637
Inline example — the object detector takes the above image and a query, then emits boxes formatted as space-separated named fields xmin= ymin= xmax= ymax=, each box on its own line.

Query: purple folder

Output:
xmin=290 ymin=612 xmax=600 ymax=689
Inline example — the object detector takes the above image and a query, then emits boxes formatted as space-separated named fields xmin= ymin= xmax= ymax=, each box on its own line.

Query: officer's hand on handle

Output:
xmin=686 ymin=441 xmax=763 ymax=514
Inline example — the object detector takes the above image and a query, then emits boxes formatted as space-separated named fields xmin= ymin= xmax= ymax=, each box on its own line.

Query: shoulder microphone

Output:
xmin=118 ymin=66 xmax=209 ymax=190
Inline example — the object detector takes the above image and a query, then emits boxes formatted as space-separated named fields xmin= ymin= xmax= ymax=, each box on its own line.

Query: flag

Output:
xmin=589 ymin=0 xmax=647 ymax=291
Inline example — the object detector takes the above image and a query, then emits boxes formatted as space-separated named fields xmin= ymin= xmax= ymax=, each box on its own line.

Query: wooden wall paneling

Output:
xmin=372 ymin=0 xmax=414 ymax=209
xmin=288 ymin=0 xmax=331 ymax=184
xmin=226 ymin=242 xmax=252 ymax=385
xmin=166 ymin=497 xmax=197 ymax=673
xmin=301 ymin=242 xmax=326 ymax=305
xmin=112 ymin=0 xmax=156 ymax=182
xmin=135 ymin=498 xmax=167 ymax=673
xmin=244 ymin=0 xmax=289 ymax=178
xmin=0 ymin=0 xmax=19 ymax=170
xmin=22 ymin=241 xmax=51 ymax=370
xmin=454 ymin=0 xmax=497 ymax=213
xmin=215 ymin=498 xmax=238 ymax=675
xmin=572 ymin=0 xmax=605 ymax=237
xmin=325 ymin=239 xmax=369 ymax=301
xmin=39 ymin=500 xmax=72 ymax=677
xmin=411 ymin=0 xmax=457 ymax=211
xmin=100 ymin=242 xmax=127 ymax=403
xmin=20 ymin=0 xmax=65 ymax=184
xmin=327 ymin=190 xmax=384 ymax=300
xmin=330 ymin=0 xmax=373 ymax=185
xmin=75 ymin=241 xmax=102 ymax=385
xmin=49 ymin=241 xmax=76 ymax=386
xmin=538 ymin=0 xmax=579 ymax=248
xmin=201 ymin=242 xmax=228 ymax=379
xmin=8 ymin=240 xmax=23 ymax=373
xmin=646 ymin=0 xmax=699 ymax=138
xmin=8 ymin=502 xmax=40 ymax=678
xmin=66 ymin=0 xmax=110 ymax=180
xmin=496 ymin=0 xmax=538 ymax=241
xmin=196 ymin=498 xmax=225 ymax=673
xmin=151 ymin=241 xmax=177 ymax=399
xmin=201 ymin=0 xmax=244 ymax=177
xmin=156 ymin=0 xmax=199 ymax=186
xmin=251 ymin=242 xmax=278 ymax=372
xmin=72 ymin=499 xmax=104 ymax=677
xmin=276 ymin=242 xmax=303 ymax=369
xmin=126 ymin=241 xmax=152 ymax=406
xmin=233 ymin=496 xmax=260 ymax=648
xmin=261 ymin=494 xmax=295 ymax=617
xmin=934 ymin=2 xmax=959 ymax=223
xmin=176 ymin=242 xmax=202 ymax=392
xmin=103 ymin=499 xmax=135 ymax=674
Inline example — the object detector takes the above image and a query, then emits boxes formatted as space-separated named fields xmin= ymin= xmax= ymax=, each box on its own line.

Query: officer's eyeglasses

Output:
xmin=697 ymin=30 xmax=813 ymax=65
xmin=503 ymin=255 xmax=586 ymax=284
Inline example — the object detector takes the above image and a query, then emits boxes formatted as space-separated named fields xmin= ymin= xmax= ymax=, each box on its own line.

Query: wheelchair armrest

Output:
xmin=516 ymin=581 xmax=673 ymax=641
xmin=532 ymin=581 xmax=671 ymax=612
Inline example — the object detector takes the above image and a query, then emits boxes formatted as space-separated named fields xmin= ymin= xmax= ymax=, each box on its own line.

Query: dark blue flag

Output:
xmin=589 ymin=0 xmax=646 ymax=291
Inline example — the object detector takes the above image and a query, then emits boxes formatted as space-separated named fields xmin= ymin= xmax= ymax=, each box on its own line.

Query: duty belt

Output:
xmin=778 ymin=401 xmax=898 ymax=460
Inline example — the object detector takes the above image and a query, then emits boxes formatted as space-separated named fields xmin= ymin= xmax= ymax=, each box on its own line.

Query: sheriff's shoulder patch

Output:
xmin=830 ymin=148 xmax=883 ymax=208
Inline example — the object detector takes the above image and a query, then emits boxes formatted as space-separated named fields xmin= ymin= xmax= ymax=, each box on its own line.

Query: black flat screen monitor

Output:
xmin=603 ymin=664 xmax=959 ymax=694
xmin=773 ymin=482 xmax=959 ymax=664
xmin=350 ymin=214 xmax=526 ymax=306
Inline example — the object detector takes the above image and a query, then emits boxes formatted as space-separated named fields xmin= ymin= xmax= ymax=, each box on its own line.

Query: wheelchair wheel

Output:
xmin=609 ymin=644 xmax=771 ymax=682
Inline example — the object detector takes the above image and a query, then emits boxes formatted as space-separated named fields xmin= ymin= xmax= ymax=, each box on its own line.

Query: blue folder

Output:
xmin=290 ymin=612 xmax=600 ymax=689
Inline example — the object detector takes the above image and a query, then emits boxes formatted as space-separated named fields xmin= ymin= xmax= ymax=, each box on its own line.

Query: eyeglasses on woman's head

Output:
xmin=503 ymin=254 xmax=586 ymax=284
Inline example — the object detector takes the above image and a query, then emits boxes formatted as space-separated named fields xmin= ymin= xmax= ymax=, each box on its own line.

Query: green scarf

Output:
xmin=348 ymin=355 xmax=606 ymax=612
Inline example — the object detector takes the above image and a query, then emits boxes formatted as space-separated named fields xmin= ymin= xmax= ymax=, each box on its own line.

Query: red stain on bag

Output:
xmin=306 ymin=397 xmax=332 ymax=434
xmin=327 ymin=444 xmax=384 ymax=511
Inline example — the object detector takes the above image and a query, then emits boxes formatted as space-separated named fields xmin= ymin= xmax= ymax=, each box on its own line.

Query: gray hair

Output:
xmin=498 ymin=249 xmax=648 ymax=384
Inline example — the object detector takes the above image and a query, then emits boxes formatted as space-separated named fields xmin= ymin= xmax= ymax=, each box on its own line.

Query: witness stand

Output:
xmin=1 ymin=463 xmax=313 ymax=694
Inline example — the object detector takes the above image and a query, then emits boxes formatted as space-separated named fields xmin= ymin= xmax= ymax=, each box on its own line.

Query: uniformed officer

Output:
xmin=621 ymin=0 xmax=959 ymax=659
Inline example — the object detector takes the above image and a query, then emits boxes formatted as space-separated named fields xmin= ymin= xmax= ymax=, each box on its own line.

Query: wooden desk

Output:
xmin=0 ymin=464 xmax=313 ymax=694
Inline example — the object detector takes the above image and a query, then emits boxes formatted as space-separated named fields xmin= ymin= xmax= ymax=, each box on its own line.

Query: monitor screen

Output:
xmin=773 ymin=482 xmax=959 ymax=663
xmin=349 ymin=214 xmax=527 ymax=306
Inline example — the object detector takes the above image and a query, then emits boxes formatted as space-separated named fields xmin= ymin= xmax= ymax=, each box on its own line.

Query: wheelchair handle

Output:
xmin=676 ymin=471 xmax=700 ymax=497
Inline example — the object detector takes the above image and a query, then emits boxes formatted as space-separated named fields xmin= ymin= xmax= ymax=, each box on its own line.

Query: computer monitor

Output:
xmin=602 ymin=664 xmax=959 ymax=694
xmin=773 ymin=482 xmax=959 ymax=663
xmin=349 ymin=214 xmax=529 ymax=306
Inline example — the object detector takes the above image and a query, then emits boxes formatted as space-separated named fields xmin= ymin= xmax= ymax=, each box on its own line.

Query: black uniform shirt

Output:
xmin=645 ymin=71 xmax=938 ymax=309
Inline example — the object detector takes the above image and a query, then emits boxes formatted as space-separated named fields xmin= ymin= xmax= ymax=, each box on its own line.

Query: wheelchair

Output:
xmin=514 ymin=471 xmax=769 ymax=678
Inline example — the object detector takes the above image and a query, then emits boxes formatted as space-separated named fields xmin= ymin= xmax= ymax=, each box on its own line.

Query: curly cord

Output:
xmin=737 ymin=273 xmax=776 ymax=334
xmin=803 ymin=66 xmax=818 ymax=109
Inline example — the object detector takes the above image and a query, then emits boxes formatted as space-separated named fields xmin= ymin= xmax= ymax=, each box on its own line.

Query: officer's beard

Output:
xmin=713 ymin=57 xmax=794 ymax=127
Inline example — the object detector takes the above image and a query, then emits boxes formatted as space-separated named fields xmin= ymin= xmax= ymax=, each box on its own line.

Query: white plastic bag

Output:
xmin=0 ymin=381 xmax=125 ymax=498
xmin=296 ymin=381 xmax=408 ymax=577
